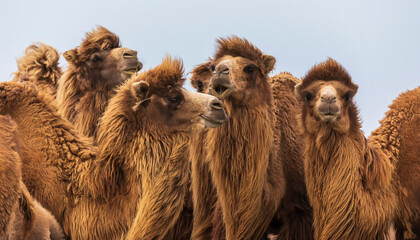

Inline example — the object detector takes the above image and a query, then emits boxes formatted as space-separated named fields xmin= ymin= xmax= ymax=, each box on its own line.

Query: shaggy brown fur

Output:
xmin=190 ymin=36 xmax=313 ymax=240
xmin=57 ymin=26 xmax=142 ymax=141
xmin=295 ymin=58 xmax=420 ymax=239
xmin=190 ymin=59 xmax=213 ymax=93
xmin=12 ymin=43 xmax=62 ymax=97
xmin=0 ymin=115 xmax=64 ymax=240
xmin=0 ymin=56 xmax=225 ymax=239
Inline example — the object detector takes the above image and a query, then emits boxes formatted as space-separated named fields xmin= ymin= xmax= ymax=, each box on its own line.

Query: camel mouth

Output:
xmin=122 ymin=62 xmax=143 ymax=75
xmin=211 ymin=84 xmax=235 ymax=100
xmin=199 ymin=114 xmax=226 ymax=128
xmin=318 ymin=112 xmax=339 ymax=122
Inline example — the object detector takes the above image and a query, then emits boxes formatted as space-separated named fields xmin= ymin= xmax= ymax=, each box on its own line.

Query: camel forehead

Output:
xmin=214 ymin=55 xmax=252 ymax=67
xmin=304 ymin=80 xmax=351 ymax=94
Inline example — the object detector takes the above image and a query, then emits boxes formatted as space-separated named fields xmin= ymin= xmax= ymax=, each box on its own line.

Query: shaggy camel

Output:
xmin=190 ymin=59 xmax=308 ymax=240
xmin=12 ymin=43 xmax=62 ymax=97
xmin=190 ymin=36 xmax=313 ymax=240
xmin=57 ymin=26 xmax=142 ymax=141
xmin=294 ymin=58 xmax=420 ymax=239
xmin=0 ymin=56 xmax=227 ymax=239
xmin=0 ymin=115 xmax=64 ymax=240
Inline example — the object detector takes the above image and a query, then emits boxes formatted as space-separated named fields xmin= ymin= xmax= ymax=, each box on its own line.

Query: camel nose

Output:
xmin=123 ymin=50 xmax=138 ymax=59
xmin=210 ymin=98 xmax=223 ymax=111
xmin=320 ymin=87 xmax=337 ymax=103
xmin=214 ymin=61 xmax=231 ymax=76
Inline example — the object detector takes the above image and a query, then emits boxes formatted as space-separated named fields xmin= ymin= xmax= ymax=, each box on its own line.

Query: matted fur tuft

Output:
xmin=68 ymin=26 xmax=120 ymax=64
xmin=214 ymin=36 xmax=263 ymax=63
xmin=136 ymin=56 xmax=185 ymax=95
xmin=12 ymin=43 xmax=62 ymax=96
xmin=301 ymin=58 xmax=353 ymax=88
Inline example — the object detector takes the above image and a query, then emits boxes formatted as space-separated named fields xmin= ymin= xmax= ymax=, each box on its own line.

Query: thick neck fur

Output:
xmin=57 ymin=67 xmax=119 ymax=142
xmin=206 ymin=99 xmax=284 ymax=239
xmin=302 ymin=115 xmax=397 ymax=239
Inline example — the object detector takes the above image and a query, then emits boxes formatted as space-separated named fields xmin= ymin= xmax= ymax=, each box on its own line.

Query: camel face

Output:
xmin=89 ymin=47 xmax=142 ymax=82
xmin=62 ymin=26 xmax=142 ymax=88
xmin=190 ymin=61 xmax=213 ymax=93
xmin=209 ymin=55 xmax=273 ymax=107
xmin=295 ymin=60 xmax=359 ymax=133
xmin=130 ymin=57 xmax=227 ymax=133
xmin=65 ymin=47 xmax=142 ymax=86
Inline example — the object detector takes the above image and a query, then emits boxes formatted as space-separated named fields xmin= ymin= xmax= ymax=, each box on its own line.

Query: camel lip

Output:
xmin=122 ymin=62 xmax=143 ymax=74
xmin=318 ymin=112 xmax=339 ymax=122
xmin=199 ymin=114 xmax=226 ymax=128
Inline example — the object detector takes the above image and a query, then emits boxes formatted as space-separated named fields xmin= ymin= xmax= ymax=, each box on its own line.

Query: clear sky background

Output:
xmin=0 ymin=0 xmax=418 ymax=135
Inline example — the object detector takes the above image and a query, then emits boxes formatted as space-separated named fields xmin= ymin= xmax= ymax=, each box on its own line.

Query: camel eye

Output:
xmin=166 ymin=95 xmax=182 ymax=108
xmin=90 ymin=54 xmax=102 ymax=63
xmin=343 ymin=91 xmax=353 ymax=102
xmin=210 ymin=65 xmax=215 ymax=72
xmin=197 ymin=81 xmax=204 ymax=92
xmin=244 ymin=65 xmax=256 ymax=74
xmin=303 ymin=92 xmax=313 ymax=102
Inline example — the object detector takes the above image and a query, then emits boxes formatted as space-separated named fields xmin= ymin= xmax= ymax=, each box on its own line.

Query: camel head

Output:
xmin=190 ymin=60 xmax=213 ymax=93
xmin=208 ymin=36 xmax=275 ymax=108
xmin=130 ymin=56 xmax=227 ymax=133
xmin=63 ymin=26 xmax=142 ymax=88
xmin=295 ymin=58 xmax=359 ymax=133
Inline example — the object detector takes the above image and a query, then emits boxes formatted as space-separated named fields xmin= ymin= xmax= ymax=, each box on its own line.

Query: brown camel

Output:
xmin=294 ymin=58 xmax=420 ymax=239
xmin=0 ymin=56 xmax=227 ymax=239
xmin=190 ymin=36 xmax=313 ymax=240
xmin=0 ymin=115 xmax=64 ymax=240
xmin=12 ymin=43 xmax=62 ymax=97
xmin=57 ymin=26 xmax=142 ymax=141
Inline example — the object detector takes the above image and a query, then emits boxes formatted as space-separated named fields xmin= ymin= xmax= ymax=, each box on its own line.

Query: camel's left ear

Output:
xmin=294 ymin=83 xmax=303 ymax=101
xmin=262 ymin=55 xmax=276 ymax=73
xmin=63 ymin=49 xmax=79 ymax=65
xmin=132 ymin=80 xmax=150 ymax=111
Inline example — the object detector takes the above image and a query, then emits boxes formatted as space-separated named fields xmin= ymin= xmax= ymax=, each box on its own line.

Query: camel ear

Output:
xmin=132 ymin=81 xmax=149 ymax=101
xmin=294 ymin=83 xmax=303 ymax=101
xmin=63 ymin=49 xmax=78 ymax=65
xmin=262 ymin=55 xmax=276 ymax=73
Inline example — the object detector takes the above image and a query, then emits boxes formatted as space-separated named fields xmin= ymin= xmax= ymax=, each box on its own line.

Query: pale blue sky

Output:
xmin=0 ymin=0 xmax=419 ymax=134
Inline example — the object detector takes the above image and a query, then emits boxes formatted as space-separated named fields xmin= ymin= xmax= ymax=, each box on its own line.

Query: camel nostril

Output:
xmin=321 ymin=95 xmax=337 ymax=103
xmin=210 ymin=99 xmax=223 ymax=110
xmin=123 ymin=51 xmax=136 ymax=58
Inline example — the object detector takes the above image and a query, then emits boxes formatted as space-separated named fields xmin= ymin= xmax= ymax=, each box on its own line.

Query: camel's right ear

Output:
xmin=294 ymin=83 xmax=303 ymax=101
xmin=132 ymin=81 xmax=149 ymax=100
xmin=262 ymin=55 xmax=276 ymax=73
xmin=63 ymin=49 xmax=78 ymax=65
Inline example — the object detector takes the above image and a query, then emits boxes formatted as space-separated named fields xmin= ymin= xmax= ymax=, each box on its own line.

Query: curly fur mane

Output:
xmin=301 ymin=58 xmax=354 ymax=89
xmin=213 ymin=36 xmax=274 ymax=75
xmin=139 ymin=56 xmax=185 ymax=96
xmin=66 ymin=26 xmax=120 ymax=65
xmin=12 ymin=43 xmax=62 ymax=96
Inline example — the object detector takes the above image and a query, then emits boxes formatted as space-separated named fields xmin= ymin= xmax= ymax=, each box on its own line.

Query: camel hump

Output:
xmin=13 ymin=43 xmax=62 ymax=86
xmin=270 ymin=72 xmax=302 ymax=91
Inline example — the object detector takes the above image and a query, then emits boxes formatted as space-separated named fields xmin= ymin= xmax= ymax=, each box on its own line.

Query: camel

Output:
xmin=0 ymin=56 xmax=227 ymax=239
xmin=12 ymin=43 xmax=62 ymax=97
xmin=0 ymin=115 xmax=64 ymax=240
xmin=294 ymin=58 xmax=420 ymax=239
xmin=189 ymin=36 xmax=313 ymax=240
xmin=57 ymin=26 xmax=142 ymax=141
